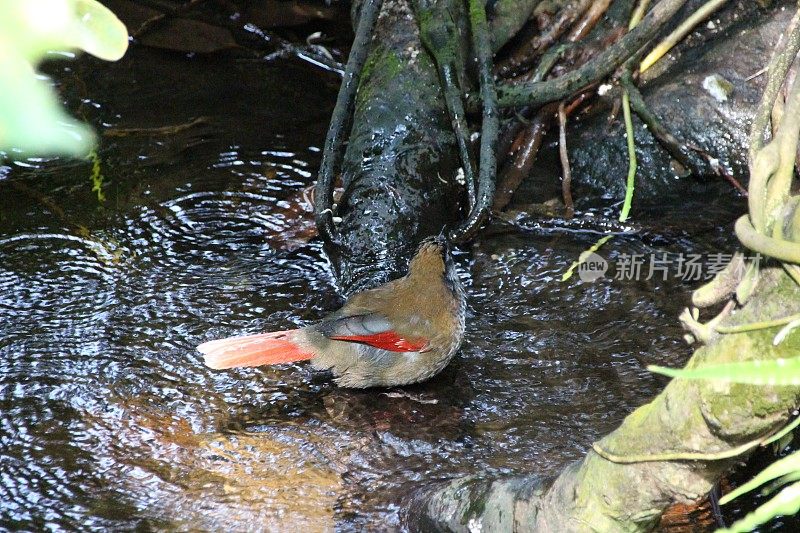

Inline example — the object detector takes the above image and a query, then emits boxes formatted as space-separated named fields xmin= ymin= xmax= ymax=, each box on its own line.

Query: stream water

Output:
xmin=0 ymin=43 xmax=787 ymax=531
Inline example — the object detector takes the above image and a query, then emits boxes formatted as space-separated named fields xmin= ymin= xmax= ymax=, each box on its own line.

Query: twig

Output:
xmin=495 ymin=0 xmax=592 ymax=79
xmin=103 ymin=117 xmax=210 ymax=137
xmin=494 ymin=91 xmax=590 ymax=213
xmin=314 ymin=0 xmax=384 ymax=245
xmin=487 ymin=0 xmax=688 ymax=109
xmin=567 ymin=0 xmax=613 ymax=42
xmin=10 ymin=181 xmax=73 ymax=227
xmin=639 ymin=0 xmax=729 ymax=73
xmin=558 ymin=102 xmax=575 ymax=218
xmin=692 ymin=145 xmax=749 ymax=196
xmin=746 ymin=67 xmax=768 ymax=82
xmin=450 ymin=0 xmax=499 ymax=243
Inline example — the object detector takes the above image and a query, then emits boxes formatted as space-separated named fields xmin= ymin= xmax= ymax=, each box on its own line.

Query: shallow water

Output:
xmin=0 ymin=45 xmax=764 ymax=531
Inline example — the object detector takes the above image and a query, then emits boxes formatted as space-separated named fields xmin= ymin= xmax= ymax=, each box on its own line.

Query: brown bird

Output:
xmin=198 ymin=237 xmax=466 ymax=388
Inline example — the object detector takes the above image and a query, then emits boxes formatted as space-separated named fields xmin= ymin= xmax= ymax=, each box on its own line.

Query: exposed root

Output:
xmin=449 ymin=0 xmax=500 ymax=243
xmin=416 ymin=1 xmax=477 ymax=206
xmin=495 ymin=0 xmax=592 ymax=79
xmin=314 ymin=0 xmax=384 ymax=245
xmin=493 ymin=103 xmax=557 ymax=211
xmin=558 ymin=101 xmax=575 ymax=218
xmin=486 ymin=0 xmax=689 ymax=109
xmin=680 ymin=300 xmax=735 ymax=345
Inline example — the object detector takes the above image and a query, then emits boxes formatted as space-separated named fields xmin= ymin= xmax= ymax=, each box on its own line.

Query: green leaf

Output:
xmin=648 ymin=357 xmax=800 ymax=385
xmin=0 ymin=0 xmax=128 ymax=156
xmin=0 ymin=0 xmax=128 ymax=61
xmin=71 ymin=0 xmax=129 ymax=61
xmin=718 ymin=481 xmax=800 ymax=533
xmin=0 ymin=55 xmax=95 ymax=156
xmin=720 ymin=449 xmax=800 ymax=505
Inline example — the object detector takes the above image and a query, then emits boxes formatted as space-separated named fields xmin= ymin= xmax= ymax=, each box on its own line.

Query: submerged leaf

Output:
xmin=137 ymin=18 xmax=237 ymax=54
xmin=648 ymin=357 xmax=800 ymax=386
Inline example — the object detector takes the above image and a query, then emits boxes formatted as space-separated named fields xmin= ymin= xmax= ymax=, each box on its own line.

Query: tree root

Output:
xmin=314 ymin=0 xmax=384 ymax=245
xmin=592 ymin=414 xmax=800 ymax=464
xmin=716 ymin=311 xmax=800 ymax=334
xmin=680 ymin=300 xmax=735 ymax=345
xmin=558 ymin=101 xmax=575 ymax=218
xmin=484 ymin=0 xmax=688 ymax=109
xmin=415 ymin=0 xmax=477 ymax=206
xmin=495 ymin=0 xmax=592 ymax=79
xmin=449 ymin=0 xmax=500 ymax=243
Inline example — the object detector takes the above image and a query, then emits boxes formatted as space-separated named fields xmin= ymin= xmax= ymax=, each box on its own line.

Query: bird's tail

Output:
xmin=197 ymin=329 xmax=313 ymax=369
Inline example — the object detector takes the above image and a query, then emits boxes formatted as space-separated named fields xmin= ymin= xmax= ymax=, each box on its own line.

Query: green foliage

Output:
xmin=0 ymin=0 xmax=128 ymax=156
xmin=650 ymin=358 xmax=800 ymax=531
xmin=718 ymin=481 xmax=800 ymax=533
xmin=719 ymin=449 xmax=800 ymax=506
xmin=649 ymin=357 xmax=800 ymax=386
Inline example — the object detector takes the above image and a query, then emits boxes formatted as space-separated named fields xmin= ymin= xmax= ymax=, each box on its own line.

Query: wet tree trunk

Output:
xmin=324 ymin=0 xmax=463 ymax=294
xmin=326 ymin=0 xmax=540 ymax=294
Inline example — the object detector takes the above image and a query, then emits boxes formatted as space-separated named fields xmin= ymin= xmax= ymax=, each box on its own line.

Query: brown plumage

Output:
xmin=198 ymin=237 xmax=466 ymax=388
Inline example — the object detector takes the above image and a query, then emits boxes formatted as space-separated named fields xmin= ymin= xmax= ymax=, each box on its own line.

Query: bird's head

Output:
xmin=407 ymin=236 xmax=456 ymax=283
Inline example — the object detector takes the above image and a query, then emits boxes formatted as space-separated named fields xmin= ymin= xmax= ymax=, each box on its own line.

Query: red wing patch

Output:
xmin=328 ymin=331 xmax=429 ymax=352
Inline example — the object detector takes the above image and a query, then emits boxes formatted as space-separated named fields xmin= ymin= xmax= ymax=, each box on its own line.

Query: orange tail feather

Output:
xmin=197 ymin=329 xmax=313 ymax=370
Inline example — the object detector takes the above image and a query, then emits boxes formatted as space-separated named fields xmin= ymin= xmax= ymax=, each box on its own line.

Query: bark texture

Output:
xmin=328 ymin=0 xmax=462 ymax=294
xmin=328 ymin=0 xmax=540 ymax=294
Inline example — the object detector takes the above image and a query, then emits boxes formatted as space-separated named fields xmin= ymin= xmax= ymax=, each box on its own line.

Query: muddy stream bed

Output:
xmin=0 ymin=43 xmax=784 ymax=530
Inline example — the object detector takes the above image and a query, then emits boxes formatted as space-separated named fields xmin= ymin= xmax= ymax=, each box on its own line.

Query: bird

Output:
xmin=197 ymin=236 xmax=466 ymax=388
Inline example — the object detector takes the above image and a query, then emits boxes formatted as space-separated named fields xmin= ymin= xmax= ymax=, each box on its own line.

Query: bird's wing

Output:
xmin=318 ymin=314 xmax=429 ymax=352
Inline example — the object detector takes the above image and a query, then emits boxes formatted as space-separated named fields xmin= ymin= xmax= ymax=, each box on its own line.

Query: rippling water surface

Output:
xmin=0 ymin=45 xmax=754 ymax=530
